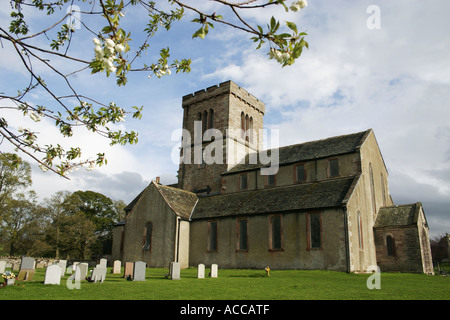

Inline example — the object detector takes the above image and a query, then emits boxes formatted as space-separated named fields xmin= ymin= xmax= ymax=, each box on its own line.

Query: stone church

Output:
xmin=112 ymin=80 xmax=434 ymax=274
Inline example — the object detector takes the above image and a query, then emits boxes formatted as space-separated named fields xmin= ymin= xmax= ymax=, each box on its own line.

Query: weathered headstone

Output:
xmin=78 ymin=263 xmax=88 ymax=279
xmin=170 ymin=262 xmax=180 ymax=280
xmin=20 ymin=257 xmax=35 ymax=270
xmin=0 ymin=260 xmax=6 ymax=273
xmin=123 ymin=262 xmax=134 ymax=279
xmin=197 ymin=264 xmax=205 ymax=279
xmin=58 ymin=260 xmax=67 ymax=276
xmin=112 ymin=260 xmax=121 ymax=274
xmin=99 ymin=258 xmax=107 ymax=268
xmin=90 ymin=266 xmax=107 ymax=283
xmin=210 ymin=264 xmax=218 ymax=278
xmin=133 ymin=261 xmax=146 ymax=281
xmin=18 ymin=257 xmax=35 ymax=281
xmin=44 ymin=265 xmax=62 ymax=285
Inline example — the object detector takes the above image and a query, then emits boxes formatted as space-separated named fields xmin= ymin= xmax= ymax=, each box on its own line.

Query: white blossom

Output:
xmin=104 ymin=45 xmax=115 ymax=57
xmin=105 ymin=38 xmax=115 ymax=48
xmin=290 ymin=0 xmax=308 ymax=12
xmin=93 ymin=38 xmax=101 ymax=46
xmin=115 ymin=43 xmax=125 ymax=53
xmin=94 ymin=45 xmax=104 ymax=59
xmin=29 ymin=112 xmax=41 ymax=122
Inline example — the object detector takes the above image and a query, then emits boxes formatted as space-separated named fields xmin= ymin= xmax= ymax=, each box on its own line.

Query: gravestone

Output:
xmin=78 ymin=263 xmax=88 ymax=279
xmin=58 ymin=260 xmax=67 ymax=276
xmin=170 ymin=262 xmax=180 ymax=280
xmin=20 ymin=257 xmax=35 ymax=270
xmin=99 ymin=258 xmax=107 ymax=268
xmin=90 ymin=266 xmax=107 ymax=283
xmin=210 ymin=264 xmax=218 ymax=278
xmin=123 ymin=262 xmax=134 ymax=279
xmin=112 ymin=260 xmax=121 ymax=274
xmin=44 ymin=265 xmax=62 ymax=285
xmin=0 ymin=260 xmax=6 ymax=273
xmin=197 ymin=264 xmax=205 ymax=279
xmin=18 ymin=257 xmax=35 ymax=281
xmin=133 ymin=261 xmax=146 ymax=281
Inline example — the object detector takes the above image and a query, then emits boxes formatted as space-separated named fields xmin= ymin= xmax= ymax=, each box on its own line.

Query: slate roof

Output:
xmin=225 ymin=129 xmax=371 ymax=174
xmin=374 ymin=202 xmax=424 ymax=227
xmin=155 ymin=183 xmax=198 ymax=220
xmin=123 ymin=182 xmax=198 ymax=220
xmin=191 ymin=176 xmax=356 ymax=220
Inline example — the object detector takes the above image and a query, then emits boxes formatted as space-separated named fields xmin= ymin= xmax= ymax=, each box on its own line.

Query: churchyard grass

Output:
xmin=1 ymin=267 xmax=449 ymax=300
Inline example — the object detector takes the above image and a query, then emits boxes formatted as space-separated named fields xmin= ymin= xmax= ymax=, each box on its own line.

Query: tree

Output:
xmin=0 ymin=153 xmax=32 ymax=209
xmin=0 ymin=191 xmax=44 ymax=256
xmin=72 ymin=190 xmax=122 ymax=255
xmin=0 ymin=0 xmax=309 ymax=178
xmin=0 ymin=154 xmax=36 ymax=256
xmin=41 ymin=190 xmax=98 ymax=259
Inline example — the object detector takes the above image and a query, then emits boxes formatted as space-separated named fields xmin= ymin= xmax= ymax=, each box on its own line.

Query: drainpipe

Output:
xmin=343 ymin=206 xmax=351 ymax=273
xmin=175 ymin=217 xmax=181 ymax=263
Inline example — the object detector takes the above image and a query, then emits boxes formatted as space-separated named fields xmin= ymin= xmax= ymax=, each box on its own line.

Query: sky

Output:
xmin=1 ymin=0 xmax=449 ymax=238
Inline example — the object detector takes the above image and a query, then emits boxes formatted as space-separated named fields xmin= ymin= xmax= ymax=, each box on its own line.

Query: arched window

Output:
xmin=249 ymin=117 xmax=254 ymax=143
xmin=357 ymin=211 xmax=363 ymax=249
xmin=143 ymin=222 xmax=152 ymax=250
xmin=245 ymin=115 xmax=249 ymax=142
xmin=202 ymin=110 xmax=208 ymax=135
xmin=241 ymin=112 xmax=245 ymax=138
xmin=369 ymin=163 xmax=376 ymax=215
xmin=208 ymin=108 xmax=214 ymax=129
xmin=380 ymin=173 xmax=386 ymax=207
xmin=386 ymin=234 xmax=395 ymax=257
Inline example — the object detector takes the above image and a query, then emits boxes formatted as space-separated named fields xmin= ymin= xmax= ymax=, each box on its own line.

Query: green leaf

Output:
xmin=286 ymin=21 xmax=298 ymax=34
xmin=192 ymin=27 xmax=207 ymax=39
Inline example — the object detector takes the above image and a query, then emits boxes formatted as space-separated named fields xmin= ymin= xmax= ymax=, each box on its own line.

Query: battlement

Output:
xmin=182 ymin=80 xmax=265 ymax=114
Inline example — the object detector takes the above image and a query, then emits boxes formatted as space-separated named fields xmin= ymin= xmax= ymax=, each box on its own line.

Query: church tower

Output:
xmin=177 ymin=81 xmax=265 ymax=195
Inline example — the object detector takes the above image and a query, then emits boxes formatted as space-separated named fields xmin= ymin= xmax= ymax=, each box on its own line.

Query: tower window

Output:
xmin=208 ymin=108 xmax=214 ymax=129
xmin=241 ymin=112 xmax=245 ymax=138
xmin=202 ymin=110 xmax=208 ymax=135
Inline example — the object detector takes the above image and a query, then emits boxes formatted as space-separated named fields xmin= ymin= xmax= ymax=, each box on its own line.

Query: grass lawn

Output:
xmin=1 ymin=267 xmax=449 ymax=301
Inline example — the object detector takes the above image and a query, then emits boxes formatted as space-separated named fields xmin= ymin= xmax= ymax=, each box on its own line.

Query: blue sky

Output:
xmin=1 ymin=1 xmax=450 ymax=238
